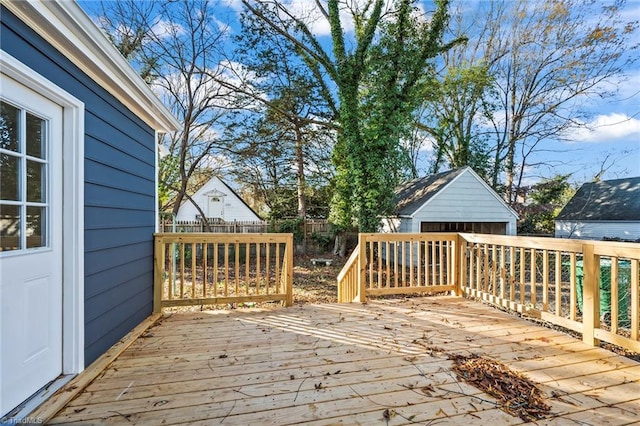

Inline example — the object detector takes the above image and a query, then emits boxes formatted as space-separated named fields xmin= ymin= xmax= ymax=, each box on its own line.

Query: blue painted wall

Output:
xmin=1 ymin=7 xmax=157 ymax=365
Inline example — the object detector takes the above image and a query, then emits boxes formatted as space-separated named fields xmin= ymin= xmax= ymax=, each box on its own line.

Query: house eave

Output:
xmin=4 ymin=0 xmax=180 ymax=133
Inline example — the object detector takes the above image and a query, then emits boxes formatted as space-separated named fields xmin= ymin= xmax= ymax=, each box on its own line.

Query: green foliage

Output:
xmin=516 ymin=174 xmax=576 ymax=234
xmin=243 ymin=0 xmax=462 ymax=232
xmin=310 ymin=232 xmax=333 ymax=252
xmin=421 ymin=62 xmax=496 ymax=179
xmin=270 ymin=217 xmax=304 ymax=242
xmin=327 ymin=0 xmax=462 ymax=232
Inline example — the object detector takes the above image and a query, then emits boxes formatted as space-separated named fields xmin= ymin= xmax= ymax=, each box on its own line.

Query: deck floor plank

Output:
xmin=48 ymin=296 xmax=640 ymax=425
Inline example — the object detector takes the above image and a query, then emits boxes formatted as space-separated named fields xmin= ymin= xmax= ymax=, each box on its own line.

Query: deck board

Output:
xmin=48 ymin=296 xmax=640 ymax=425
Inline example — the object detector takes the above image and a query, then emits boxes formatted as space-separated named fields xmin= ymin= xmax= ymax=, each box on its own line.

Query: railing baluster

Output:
xmin=439 ymin=241 xmax=445 ymax=286
xmin=609 ymin=258 xmax=619 ymax=333
xmin=570 ymin=252 xmax=576 ymax=321
xmin=191 ymin=243 xmax=196 ymax=299
xmin=265 ymin=242 xmax=270 ymax=295
xmin=509 ymin=246 xmax=515 ymax=302
xmin=180 ymin=243 xmax=185 ymax=299
xmin=555 ymin=251 xmax=561 ymax=316
xmin=168 ymin=243 xmax=174 ymax=301
xmin=203 ymin=242 xmax=208 ymax=298
xmin=275 ymin=242 xmax=281 ymax=294
xmin=385 ymin=241 xmax=391 ymax=288
xmin=245 ymin=243 xmax=251 ymax=295
xmin=500 ymin=245 xmax=506 ymax=299
xmin=409 ymin=240 xmax=414 ymax=288
xmin=542 ymin=249 xmax=549 ymax=311
xmin=256 ymin=242 xmax=261 ymax=295
xmin=378 ymin=240 xmax=383 ymax=289
xmin=520 ymin=248 xmax=526 ymax=306
xmin=631 ymin=259 xmax=639 ymax=341
xmin=235 ymin=242 xmax=240 ymax=297
xmin=530 ymin=248 xmax=537 ymax=308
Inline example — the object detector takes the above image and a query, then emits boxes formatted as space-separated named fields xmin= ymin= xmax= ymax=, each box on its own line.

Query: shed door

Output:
xmin=208 ymin=196 xmax=224 ymax=219
xmin=0 ymin=78 xmax=63 ymax=416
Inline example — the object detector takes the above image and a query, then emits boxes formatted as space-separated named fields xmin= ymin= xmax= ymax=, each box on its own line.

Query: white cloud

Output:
xmin=571 ymin=113 xmax=640 ymax=142
xmin=220 ymin=0 xmax=243 ymax=12
xmin=150 ymin=19 xmax=186 ymax=39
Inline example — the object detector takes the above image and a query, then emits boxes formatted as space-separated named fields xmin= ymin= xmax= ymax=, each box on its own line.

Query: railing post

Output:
xmin=582 ymin=243 xmax=600 ymax=346
xmin=153 ymin=235 xmax=164 ymax=313
xmin=454 ymin=234 xmax=464 ymax=296
xmin=358 ymin=234 xmax=367 ymax=303
xmin=285 ymin=233 xmax=294 ymax=306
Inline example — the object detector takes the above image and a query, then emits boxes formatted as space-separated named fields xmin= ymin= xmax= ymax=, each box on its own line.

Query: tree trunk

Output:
xmin=295 ymin=124 xmax=307 ymax=254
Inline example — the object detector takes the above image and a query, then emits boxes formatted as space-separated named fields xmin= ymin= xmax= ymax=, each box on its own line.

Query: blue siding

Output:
xmin=1 ymin=7 xmax=157 ymax=365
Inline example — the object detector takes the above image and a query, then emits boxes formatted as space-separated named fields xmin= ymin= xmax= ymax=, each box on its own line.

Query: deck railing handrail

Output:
xmin=153 ymin=232 xmax=293 ymax=312
xmin=337 ymin=244 xmax=360 ymax=303
xmin=337 ymin=232 xmax=640 ymax=353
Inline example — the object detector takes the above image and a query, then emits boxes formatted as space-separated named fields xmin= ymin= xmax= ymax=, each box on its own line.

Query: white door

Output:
xmin=208 ymin=196 xmax=224 ymax=219
xmin=0 ymin=76 xmax=63 ymax=416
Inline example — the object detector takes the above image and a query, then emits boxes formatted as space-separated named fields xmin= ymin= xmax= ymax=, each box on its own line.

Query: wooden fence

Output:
xmin=153 ymin=233 xmax=293 ymax=311
xmin=337 ymin=233 xmax=640 ymax=353
xmin=160 ymin=218 xmax=330 ymax=235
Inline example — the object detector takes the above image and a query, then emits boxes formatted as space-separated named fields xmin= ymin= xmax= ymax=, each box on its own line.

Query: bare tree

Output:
xmin=94 ymin=0 xmax=238 ymax=220
xmin=423 ymin=0 xmax=638 ymax=202
xmin=489 ymin=0 xmax=638 ymax=203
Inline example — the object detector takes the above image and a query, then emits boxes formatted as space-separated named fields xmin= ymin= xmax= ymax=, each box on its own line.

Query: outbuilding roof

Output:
xmin=556 ymin=176 xmax=640 ymax=221
xmin=393 ymin=168 xmax=467 ymax=216
xmin=391 ymin=166 xmax=518 ymax=219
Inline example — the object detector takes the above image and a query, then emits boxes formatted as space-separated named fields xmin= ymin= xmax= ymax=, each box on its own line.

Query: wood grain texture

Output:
xmin=47 ymin=297 xmax=640 ymax=425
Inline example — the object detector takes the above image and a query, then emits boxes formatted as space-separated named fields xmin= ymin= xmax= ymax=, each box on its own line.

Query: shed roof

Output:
xmin=556 ymin=176 xmax=640 ymax=221
xmin=393 ymin=168 xmax=467 ymax=216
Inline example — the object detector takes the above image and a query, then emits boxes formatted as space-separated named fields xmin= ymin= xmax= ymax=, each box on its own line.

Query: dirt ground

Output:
xmin=291 ymin=254 xmax=345 ymax=304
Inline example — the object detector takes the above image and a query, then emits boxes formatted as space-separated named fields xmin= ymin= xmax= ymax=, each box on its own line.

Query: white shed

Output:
xmin=382 ymin=167 xmax=518 ymax=235
xmin=555 ymin=176 xmax=640 ymax=241
xmin=175 ymin=176 xmax=261 ymax=222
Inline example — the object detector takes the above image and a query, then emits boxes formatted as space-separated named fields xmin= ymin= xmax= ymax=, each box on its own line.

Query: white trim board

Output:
xmin=1 ymin=51 xmax=85 ymax=375
xmin=2 ymin=0 xmax=179 ymax=133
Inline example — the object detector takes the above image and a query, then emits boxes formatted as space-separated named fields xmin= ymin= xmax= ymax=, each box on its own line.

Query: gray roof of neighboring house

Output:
xmin=393 ymin=167 xmax=467 ymax=216
xmin=556 ymin=176 xmax=640 ymax=221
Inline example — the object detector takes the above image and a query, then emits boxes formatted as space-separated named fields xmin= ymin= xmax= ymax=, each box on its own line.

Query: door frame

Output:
xmin=1 ymin=51 xmax=85 ymax=375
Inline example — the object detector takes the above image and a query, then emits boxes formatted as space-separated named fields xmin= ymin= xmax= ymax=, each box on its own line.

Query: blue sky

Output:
xmin=81 ymin=0 xmax=640 ymax=185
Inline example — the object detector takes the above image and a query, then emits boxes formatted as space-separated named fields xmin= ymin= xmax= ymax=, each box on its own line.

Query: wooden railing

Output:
xmin=459 ymin=233 xmax=640 ymax=352
xmin=337 ymin=233 xmax=640 ymax=353
xmin=337 ymin=233 xmax=460 ymax=303
xmin=153 ymin=233 xmax=293 ymax=312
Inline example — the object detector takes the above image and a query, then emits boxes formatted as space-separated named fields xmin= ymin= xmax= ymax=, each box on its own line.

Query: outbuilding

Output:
xmin=1 ymin=1 xmax=179 ymax=417
xmin=555 ymin=176 xmax=640 ymax=241
xmin=175 ymin=176 xmax=261 ymax=222
xmin=382 ymin=167 xmax=518 ymax=235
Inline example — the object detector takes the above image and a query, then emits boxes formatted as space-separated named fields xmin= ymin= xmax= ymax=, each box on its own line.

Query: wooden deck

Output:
xmin=49 ymin=297 xmax=640 ymax=425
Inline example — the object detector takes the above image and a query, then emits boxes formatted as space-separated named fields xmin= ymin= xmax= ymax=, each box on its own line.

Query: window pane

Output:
xmin=0 ymin=204 xmax=21 ymax=251
xmin=0 ymin=101 xmax=19 ymax=152
xmin=26 ymin=113 xmax=45 ymax=159
xmin=26 ymin=206 xmax=46 ymax=248
xmin=0 ymin=153 xmax=20 ymax=201
xmin=26 ymin=160 xmax=45 ymax=203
